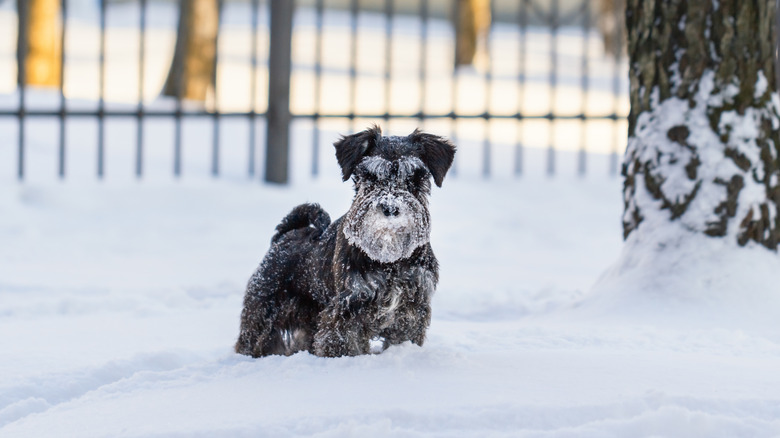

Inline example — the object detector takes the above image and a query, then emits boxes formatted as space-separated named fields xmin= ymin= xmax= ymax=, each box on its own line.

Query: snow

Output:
xmin=2 ymin=114 xmax=780 ymax=437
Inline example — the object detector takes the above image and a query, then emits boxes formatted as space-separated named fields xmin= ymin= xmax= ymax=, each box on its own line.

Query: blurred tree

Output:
xmin=163 ymin=0 xmax=221 ymax=103
xmin=623 ymin=0 xmax=780 ymax=249
xmin=454 ymin=0 xmax=491 ymax=67
xmin=16 ymin=0 xmax=62 ymax=87
xmin=597 ymin=0 xmax=626 ymax=58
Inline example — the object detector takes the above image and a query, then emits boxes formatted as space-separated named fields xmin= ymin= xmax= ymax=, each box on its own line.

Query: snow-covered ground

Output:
xmin=2 ymin=115 xmax=780 ymax=436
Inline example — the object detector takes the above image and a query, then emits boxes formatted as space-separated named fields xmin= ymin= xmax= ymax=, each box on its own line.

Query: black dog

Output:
xmin=235 ymin=126 xmax=455 ymax=357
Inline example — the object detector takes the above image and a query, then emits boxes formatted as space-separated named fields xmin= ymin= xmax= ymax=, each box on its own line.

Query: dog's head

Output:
xmin=334 ymin=126 xmax=456 ymax=263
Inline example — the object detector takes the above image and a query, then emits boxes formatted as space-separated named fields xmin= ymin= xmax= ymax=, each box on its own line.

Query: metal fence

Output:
xmin=1 ymin=0 xmax=629 ymax=182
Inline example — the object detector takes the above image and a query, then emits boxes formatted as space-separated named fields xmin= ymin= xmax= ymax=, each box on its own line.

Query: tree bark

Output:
xmin=623 ymin=0 xmax=780 ymax=250
xmin=162 ymin=0 xmax=220 ymax=102
xmin=17 ymin=0 xmax=62 ymax=88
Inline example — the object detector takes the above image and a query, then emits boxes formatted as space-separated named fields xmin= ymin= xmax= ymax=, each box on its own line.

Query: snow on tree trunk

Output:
xmin=623 ymin=0 xmax=780 ymax=250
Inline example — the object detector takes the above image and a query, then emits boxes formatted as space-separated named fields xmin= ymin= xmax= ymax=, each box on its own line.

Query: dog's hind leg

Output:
xmin=236 ymin=239 xmax=300 ymax=357
xmin=235 ymin=293 xmax=287 ymax=357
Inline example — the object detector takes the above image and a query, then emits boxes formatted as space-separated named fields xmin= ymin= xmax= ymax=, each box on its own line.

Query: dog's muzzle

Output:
xmin=343 ymin=191 xmax=430 ymax=263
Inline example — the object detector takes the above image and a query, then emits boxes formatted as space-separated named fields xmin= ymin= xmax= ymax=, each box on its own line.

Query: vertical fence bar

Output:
xmin=265 ymin=0 xmax=295 ymax=183
xmin=482 ymin=0 xmax=493 ymax=178
xmin=578 ymin=0 xmax=589 ymax=177
xmin=16 ymin=0 xmax=28 ymax=181
xmin=249 ymin=0 xmax=260 ymax=178
xmin=611 ymin=112 xmax=620 ymax=176
xmin=173 ymin=105 xmax=182 ymax=177
xmin=311 ymin=0 xmax=324 ymax=177
xmin=97 ymin=0 xmax=106 ymax=179
xmin=418 ymin=0 xmax=429 ymax=126
xmin=136 ymin=0 xmax=146 ymax=178
xmin=547 ymin=0 xmax=558 ymax=177
xmin=349 ymin=0 xmax=358 ymax=128
xmin=610 ymin=0 xmax=622 ymax=176
xmin=212 ymin=0 xmax=224 ymax=177
xmin=384 ymin=0 xmax=393 ymax=124
xmin=449 ymin=0 xmax=458 ymax=177
xmin=59 ymin=0 xmax=67 ymax=179
xmin=173 ymin=0 xmax=184 ymax=177
xmin=515 ymin=0 xmax=528 ymax=177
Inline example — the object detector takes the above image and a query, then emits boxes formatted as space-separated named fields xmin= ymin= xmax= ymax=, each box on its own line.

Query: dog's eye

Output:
xmin=406 ymin=169 xmax=428 ymax=190
xmin=415 ymin=168 xmax=429 ymax=183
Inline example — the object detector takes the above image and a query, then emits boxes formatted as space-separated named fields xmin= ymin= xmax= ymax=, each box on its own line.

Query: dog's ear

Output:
xmin=409 ymin=130 xmax=456 ymax=187
xmin=334 ymin=125 xmax=382 ymax=181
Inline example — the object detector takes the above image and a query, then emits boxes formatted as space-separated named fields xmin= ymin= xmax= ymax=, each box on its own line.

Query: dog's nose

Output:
xmin=380 ymin=202 xmax=399 ymax=217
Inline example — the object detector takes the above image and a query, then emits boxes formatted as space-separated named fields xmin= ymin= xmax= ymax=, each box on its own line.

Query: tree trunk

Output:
xmin=17 ymin=0 xmax=62 ymax=87
xmin=162 ymin=0 xmax=220 ymax=102
xmin=454 ymin=0 xmax=491 ymax=67
xmin=623 ymin=0 xmax=780 ymax=250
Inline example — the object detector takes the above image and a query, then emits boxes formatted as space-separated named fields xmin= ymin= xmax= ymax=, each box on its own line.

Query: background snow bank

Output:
xmin=586 ymin=228 xmax=780 ymax=330
xmin=1 ymin=144 xmax=780 ymax=436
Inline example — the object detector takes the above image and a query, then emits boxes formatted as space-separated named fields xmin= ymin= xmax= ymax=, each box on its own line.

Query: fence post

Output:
xmin=265 ymin=0 xmax=295 ymax=184
xmin=16 ymin=0 xmax=29 ymax=181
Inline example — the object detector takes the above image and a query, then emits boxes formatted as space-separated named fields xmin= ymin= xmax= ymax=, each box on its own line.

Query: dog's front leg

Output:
xmin=312 ymin=303 xmax=370 ymax=357
xmin=381 ymin=267 xmax=436 ymax=349
xmin=312 ymin=271 xmax=381 ymax=357
xmin=381 ymin=300 xmax=431 ymax=349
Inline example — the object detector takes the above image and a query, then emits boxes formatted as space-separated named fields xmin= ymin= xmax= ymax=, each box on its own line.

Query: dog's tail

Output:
xmin=272 ymin=203 xmax=331 ymax=243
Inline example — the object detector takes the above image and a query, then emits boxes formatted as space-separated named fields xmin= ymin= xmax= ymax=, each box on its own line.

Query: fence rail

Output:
xmin=1 ymin=0 xmax=630 ymax=183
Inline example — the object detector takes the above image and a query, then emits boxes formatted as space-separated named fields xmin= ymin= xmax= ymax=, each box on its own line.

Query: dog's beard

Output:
xmin=343 ymin=191 xmax=430 ymax=263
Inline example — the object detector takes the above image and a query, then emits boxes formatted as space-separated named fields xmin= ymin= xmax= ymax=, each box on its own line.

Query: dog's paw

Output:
xmin=369 ymin=336 xmax=386 ymax=354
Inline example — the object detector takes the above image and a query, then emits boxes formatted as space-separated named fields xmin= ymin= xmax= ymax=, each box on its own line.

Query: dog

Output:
xmin=235 ymin=126 xmax=455 ymax=358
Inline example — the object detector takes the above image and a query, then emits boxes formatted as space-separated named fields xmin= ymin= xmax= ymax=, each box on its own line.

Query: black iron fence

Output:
xmin=1 ymin=0 xmax=629 ymax=183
